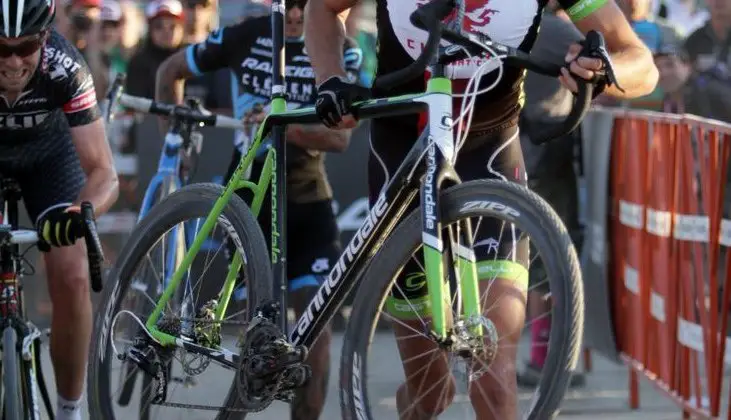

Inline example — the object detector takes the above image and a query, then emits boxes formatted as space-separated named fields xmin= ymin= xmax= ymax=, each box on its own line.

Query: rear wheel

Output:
xmin=87 ymin=183 xmax=272 ymax=420
xmin=340 ymin=180 xmax=584 ymax=419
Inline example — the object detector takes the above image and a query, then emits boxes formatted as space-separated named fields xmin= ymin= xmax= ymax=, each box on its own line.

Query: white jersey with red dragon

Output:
xmin=386 ymin=0 xmax=539 ymax=78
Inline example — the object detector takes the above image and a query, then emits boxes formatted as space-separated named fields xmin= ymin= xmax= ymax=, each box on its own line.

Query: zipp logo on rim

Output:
xmin=461 ymin=200 xmax=520 ymax=219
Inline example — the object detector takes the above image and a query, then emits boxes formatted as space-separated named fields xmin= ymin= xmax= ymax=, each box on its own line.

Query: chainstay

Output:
xmin=151 ymin=401 xmax=252 ymax=412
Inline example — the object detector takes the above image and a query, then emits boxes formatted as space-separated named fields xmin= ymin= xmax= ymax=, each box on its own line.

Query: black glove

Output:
xmin=37 ymin=206 xmax=86 ymax=251
xmin=315 ymin=76 xmax=370 ymax=128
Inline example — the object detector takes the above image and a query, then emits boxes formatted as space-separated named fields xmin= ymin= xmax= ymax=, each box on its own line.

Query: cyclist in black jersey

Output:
xmin=306 ymin=0 xmax=657 ymax=418
xmin=0 ymin=1 xmax=118 ymax=419
xmin=154 ymin=2 xmax=362 ymax=419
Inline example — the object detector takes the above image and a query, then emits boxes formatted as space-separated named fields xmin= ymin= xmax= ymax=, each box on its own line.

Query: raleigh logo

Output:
xmin=291 ymin=193 xmax=389 ymax=344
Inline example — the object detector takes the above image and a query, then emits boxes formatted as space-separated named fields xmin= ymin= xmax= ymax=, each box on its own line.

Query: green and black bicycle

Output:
xmin=87 ymin=0 xmax=608 ymax=418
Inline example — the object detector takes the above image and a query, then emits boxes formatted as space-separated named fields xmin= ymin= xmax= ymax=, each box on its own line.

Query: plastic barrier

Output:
xmin=605 ymin=106 xmax=731 ymax=418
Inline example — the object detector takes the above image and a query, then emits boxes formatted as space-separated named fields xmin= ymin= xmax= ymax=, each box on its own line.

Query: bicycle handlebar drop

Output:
xmin=81 ymin=202 xmax=105 ymax=293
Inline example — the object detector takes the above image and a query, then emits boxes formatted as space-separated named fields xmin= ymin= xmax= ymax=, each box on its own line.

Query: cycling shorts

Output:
xmin=0 ymin=134 xmax=85 ymax=225
xmin=224 ymin=149 xmax=342 ymax=293
xmin=369 ymin=116 xmax=529 ymax=320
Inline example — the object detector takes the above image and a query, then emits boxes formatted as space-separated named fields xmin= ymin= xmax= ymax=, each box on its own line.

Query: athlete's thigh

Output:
xmin=13 ymin=136 xmax=85 ymax=225
xmin=459 ymin=126 xmax=529 ymax=285
xmin=367 ymin=116 xmax=421 ymax=205
xmin=287 ymin=200 xmax=342 ymax=314
xmin=385 ymin=125 xmax=530 ymax=318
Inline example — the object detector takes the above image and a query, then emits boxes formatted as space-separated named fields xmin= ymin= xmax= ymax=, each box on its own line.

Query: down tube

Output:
xmin=289 ymin=184 xmax=417 ymax=349
xmin=289 ymin=132 xmax=432 ymax=349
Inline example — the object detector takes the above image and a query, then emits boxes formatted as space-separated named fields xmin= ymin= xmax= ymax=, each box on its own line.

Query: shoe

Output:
xmin=516 ymin=362 xmax=586 ymax=388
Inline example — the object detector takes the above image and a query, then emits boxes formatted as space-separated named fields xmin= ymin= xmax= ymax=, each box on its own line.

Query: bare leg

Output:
xmin=470 ymin=279 xmax=526 ymax=419
xmin=44 ymin=243 xmax=92 ymax=400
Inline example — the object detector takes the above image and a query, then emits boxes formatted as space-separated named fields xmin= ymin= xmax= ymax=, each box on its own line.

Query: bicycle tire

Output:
xmin=3 ymin=327 xmax=24 ymax=420
xmin=340 ymin=180 xmax=584 ymax=420
xmin=87 ymin=183 xmax=273 ymax=420
xmin=115 ymin=175 xmax=180 ymax=420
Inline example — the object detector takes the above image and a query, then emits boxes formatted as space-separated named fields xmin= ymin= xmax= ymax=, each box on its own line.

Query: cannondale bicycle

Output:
xmin=88 ymin=0 xmax=614 ymax=418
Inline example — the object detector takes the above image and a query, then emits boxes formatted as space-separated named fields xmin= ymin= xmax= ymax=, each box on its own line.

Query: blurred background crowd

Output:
xmin=52 ymin=0 xmax=378 ymax=109
xmin=54 ymin=0 xmax=731 ymax=129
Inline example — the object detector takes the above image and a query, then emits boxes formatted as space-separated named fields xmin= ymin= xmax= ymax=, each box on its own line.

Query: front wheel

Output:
xmin=3 ymin=328 xmax=23 ymax=420
xmin=340 ymin=179 xmax=584 ymax=420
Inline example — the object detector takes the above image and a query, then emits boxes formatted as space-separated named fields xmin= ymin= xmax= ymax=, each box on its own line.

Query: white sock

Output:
xmin=56 ymin=394 xmax=82 ymax=420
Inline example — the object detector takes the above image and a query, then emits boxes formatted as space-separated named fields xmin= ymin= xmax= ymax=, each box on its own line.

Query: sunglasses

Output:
xmin=102 ymin=20 xmax=122 ymax=29
xmin=0 ymin=32 xmax=46 ymax=58
xmin=286 ymin=0 xmax=307 ymax=10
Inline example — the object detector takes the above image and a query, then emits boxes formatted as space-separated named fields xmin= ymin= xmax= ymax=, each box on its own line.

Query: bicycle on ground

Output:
xmin=87 ymin=0 xmax=608 ymax=417
xmin=0 ymin=178 xmax=104 ymax=420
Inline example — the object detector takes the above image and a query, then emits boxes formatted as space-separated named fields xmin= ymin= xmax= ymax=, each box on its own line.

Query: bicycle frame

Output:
xmin=144 ymin=76 xmax=483 ymax=368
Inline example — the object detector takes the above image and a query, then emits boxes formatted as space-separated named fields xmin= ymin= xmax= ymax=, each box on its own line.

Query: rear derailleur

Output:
xmin=236 ymin=302 xmax=311 ymax=412
xmin=121 ymin=335 xmax=174 ymax=404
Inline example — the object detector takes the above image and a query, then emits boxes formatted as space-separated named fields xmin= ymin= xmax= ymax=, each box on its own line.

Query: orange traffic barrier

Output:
xmin=606 ymin=107 xmax=731 ymax=418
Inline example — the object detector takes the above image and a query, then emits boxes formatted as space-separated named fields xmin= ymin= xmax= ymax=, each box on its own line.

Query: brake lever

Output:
xmin=573 ymin=30 xmax=625 ymax=96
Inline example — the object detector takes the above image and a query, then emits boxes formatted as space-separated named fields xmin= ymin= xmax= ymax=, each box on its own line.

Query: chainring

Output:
xmin=235 ymin=314 xmax=310 ymax=412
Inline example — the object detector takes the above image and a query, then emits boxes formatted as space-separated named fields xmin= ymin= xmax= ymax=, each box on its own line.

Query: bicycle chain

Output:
xmin=151 ymin=401 xmax=251 ymax=412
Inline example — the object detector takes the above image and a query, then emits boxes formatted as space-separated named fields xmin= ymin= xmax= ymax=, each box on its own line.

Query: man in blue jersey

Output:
xmin=154 ymin=2 xmax=362 ymax=418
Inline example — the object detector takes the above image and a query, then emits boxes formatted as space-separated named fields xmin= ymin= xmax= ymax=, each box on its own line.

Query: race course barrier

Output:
xmin=592 ymin=106 xmax=731 ymax=418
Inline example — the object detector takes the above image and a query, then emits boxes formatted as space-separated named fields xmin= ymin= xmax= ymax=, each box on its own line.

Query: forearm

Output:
xmin=154 ymin=61 xmax=187 ymax=133
xmin=286 ymin=124 xmax=351 ymax=152
xmin=606 ymin=45 xmax=658 ymax=98
xmin=155 ymin=64 xmax=186 ymax=106
xmin=74 ymin=167 xmax=119 ymax=216
xmin=305 ymin=0 xmax=352 ymax=84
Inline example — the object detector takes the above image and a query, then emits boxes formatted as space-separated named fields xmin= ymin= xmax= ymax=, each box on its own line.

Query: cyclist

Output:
xmin=0 ymin=1 xmax=118 ymax=420
xmin=306 ymin=0 xmax=657 ymax=417
xmin=154 ymin=2 xmax=362 ymax=419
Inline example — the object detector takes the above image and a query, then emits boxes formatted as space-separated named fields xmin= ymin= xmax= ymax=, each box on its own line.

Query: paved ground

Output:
xmin=28 ymin=331 xmax=695 ymax=420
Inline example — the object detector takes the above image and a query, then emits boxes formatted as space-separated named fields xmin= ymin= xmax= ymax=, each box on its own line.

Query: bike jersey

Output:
xmin=375 ymin=0 xmax=606 ymax=132
xmin=185 ymin=16 xmax=363 ymax=202
xmin=0 ymin=30 xmax=99 ymax=145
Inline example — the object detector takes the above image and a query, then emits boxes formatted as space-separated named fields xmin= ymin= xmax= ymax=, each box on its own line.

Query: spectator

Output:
xmin=183 ymin=0 xmax=217 ymax=44
xmin=125 ymin=0 xmax=186 ymax=99
xmin=64 ymin=0 xmax=103 ymax=59
xmin=684 ymin=0 xmax=731 ymax=76
xmin=615 ymin=0 xmax=681 ymax=110
xmin=517 ymin=1 xmax=586 ymax=388
xmin=86 ymin=0 xmax=132 ymax=96
xmin=656 ymin=44 xmax=731 ymax=120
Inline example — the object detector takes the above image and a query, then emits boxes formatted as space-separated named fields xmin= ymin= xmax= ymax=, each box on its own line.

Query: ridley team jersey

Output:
xmin=0 ymin=30 xmax=100 ymax=144
xmin=375 ymin=0 xmax=607 ymax=132
xmin=185 ymin=16 xmax=362 ymax=201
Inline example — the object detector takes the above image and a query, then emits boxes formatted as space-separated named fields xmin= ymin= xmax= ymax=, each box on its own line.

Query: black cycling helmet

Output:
xmin=0 ymin=0 xmax=56 ymax=38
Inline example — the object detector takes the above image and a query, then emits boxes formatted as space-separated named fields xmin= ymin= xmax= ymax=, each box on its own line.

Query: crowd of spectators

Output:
xmin=602 ymin=0 xmax=731 ymax=122
xmin=51 ymin=0 xmax=378 ymax=109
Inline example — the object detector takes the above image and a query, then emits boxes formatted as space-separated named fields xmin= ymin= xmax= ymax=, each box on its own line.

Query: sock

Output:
xmin=56 ymin=394 xmax=82 ymax=420
xmin=530 ymin=316 xmax=551 ymax=368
